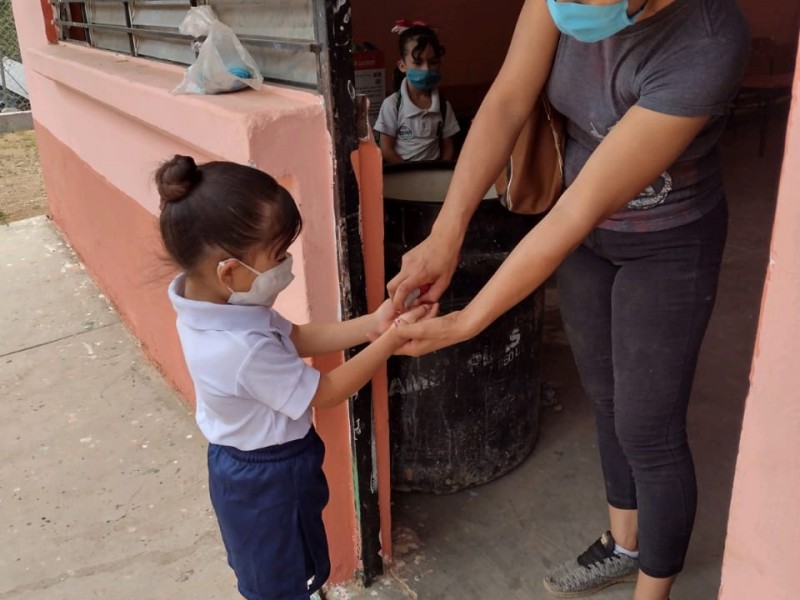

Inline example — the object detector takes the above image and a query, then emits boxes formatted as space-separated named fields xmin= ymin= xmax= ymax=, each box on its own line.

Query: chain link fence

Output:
xmin=1 ymin=0 xmax=30 ymax=112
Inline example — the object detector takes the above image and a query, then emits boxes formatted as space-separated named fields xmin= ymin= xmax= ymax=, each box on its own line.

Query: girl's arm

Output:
xmin=387 ymin=0 xmax=561 ymax=310
xmin=396 ymin=106 xmax=710 ymax=355
xmin=290 ymin=299 xmax=398 ymax=357
xmin=310 ymin=304 xmax=436 ymax=409
xmin=380 ymin=134 xmax=405 ymax=164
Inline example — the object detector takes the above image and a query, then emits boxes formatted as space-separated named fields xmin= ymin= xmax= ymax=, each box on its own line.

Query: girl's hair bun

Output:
xmin=156 ymin=155 xmax=200 ymax=207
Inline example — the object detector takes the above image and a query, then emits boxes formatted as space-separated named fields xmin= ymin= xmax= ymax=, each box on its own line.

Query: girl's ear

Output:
xmin=217 ymin=259 xmax=237 ymax=290
xmin=397 ymin=58 xmax=408 ymax=73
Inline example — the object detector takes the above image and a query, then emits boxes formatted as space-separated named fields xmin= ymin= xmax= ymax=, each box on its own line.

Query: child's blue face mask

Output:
xmin=407 ymin=69 xmax=442 ymax=91
xmin=546 ymin=0 xmax=648 ymax=43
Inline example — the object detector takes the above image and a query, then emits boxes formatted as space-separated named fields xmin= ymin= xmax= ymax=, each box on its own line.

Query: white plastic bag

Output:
xmin=172 ymin=6 xmax=263 ymax=95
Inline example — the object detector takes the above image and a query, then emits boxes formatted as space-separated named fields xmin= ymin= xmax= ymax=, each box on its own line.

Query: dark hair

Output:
xmin=156 ymin=155 xmax=302 ymax=273
xmin=394 ymin=25 xmax=446 ymax=91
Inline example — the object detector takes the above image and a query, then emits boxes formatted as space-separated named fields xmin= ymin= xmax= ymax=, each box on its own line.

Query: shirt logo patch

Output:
xmin=397 ymin=125 xmax=413 ymax=141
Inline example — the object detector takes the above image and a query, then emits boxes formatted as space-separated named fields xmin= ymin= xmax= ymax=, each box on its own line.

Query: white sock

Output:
xmin=614 ymin=543 xmax=640 ymax=559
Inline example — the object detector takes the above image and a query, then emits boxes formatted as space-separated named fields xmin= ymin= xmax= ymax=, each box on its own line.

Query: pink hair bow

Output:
xmin=391 ymin=19 xmax=433 ymax=35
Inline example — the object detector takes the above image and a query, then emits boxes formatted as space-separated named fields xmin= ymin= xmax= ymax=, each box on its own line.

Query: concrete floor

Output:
xmin=0 ymin=109 xmax=787 ymax=600
xmin=388 ymin=114 xmax=788 ymax=599
xmin=0 ymin=218 xmax=236 ymax=599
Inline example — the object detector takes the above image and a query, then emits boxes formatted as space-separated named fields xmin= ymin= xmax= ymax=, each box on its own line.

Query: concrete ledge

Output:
xmin=26 ymin=44 xmax=324 ymax=165
xmin=0 ymin=110 xmax=33 ymax=134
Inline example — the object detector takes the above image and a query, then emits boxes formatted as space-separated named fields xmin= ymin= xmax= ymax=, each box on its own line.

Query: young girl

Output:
xmin=156 ymin=155 xmax=434 ymax=600
xmin=374 ymin=23 xmax=460 ymax=164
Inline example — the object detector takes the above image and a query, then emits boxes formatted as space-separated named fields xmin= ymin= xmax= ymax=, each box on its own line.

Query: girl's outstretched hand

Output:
xmin=385 ymin=303 xmax=440 ymax=347
xmin=369 ymin=298 xmax=440 ymax=342
xmin=368 ymin=298 xmax=401 ymax=342
xmin=392 ymin=310 xmax=472 ymax=356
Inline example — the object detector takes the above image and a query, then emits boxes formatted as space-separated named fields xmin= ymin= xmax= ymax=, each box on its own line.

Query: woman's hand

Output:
xmin=392 ymin=310 xmax=476 ymax=356
xmin=387 ymin=234 xmax=461 ymax=313
xmin=383 ymin=303 xmax=441 ymax=349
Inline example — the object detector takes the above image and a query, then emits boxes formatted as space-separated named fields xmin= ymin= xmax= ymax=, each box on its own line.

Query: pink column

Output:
xmin=719 ymin=43 xmax=800 ymax=600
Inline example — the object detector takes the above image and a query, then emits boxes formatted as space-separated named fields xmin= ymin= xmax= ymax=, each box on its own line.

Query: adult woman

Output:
xmin=388 ymin=1 xmax=749 ymax=598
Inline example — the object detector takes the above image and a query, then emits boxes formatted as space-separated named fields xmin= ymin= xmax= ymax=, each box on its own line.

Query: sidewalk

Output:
xmin=1 ymin=216 xmax=237 ymax=599
xmin=0 ymin=217 xmax=407 ymax=600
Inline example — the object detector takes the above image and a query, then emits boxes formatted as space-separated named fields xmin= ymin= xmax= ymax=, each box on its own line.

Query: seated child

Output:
xmin=374 ymin=22 xmax=460 ymax=163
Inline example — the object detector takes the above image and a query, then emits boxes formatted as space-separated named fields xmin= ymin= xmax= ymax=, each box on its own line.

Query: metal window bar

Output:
xmin=122 ymin=2 xmax=137 ymax=56
xmin=50 ymin=0 xmax=323 ymax=90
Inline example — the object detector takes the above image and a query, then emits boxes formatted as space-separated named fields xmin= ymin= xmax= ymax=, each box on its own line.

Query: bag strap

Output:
xmin=541 ymin=96 xmax=564 ymax=177
xmin=394 ymin=91 xmax=402 ymax=138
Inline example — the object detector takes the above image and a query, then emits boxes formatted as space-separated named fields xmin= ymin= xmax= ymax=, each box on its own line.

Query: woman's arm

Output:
xmin=380 ymin=134 xmax=405 ymax=164
xmin=387 ymin=0 xmax=561 ymax=310
xmin=396 ymin=106 xmax=710 ymax=355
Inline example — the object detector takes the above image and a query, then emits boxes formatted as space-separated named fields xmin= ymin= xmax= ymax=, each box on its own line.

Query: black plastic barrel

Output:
xmin=384 ymin=162 xmax=545 ymax=494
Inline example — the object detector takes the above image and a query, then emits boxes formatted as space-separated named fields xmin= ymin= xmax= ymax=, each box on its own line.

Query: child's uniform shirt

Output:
xmin=168 ymin=274 xmax=320 ymax=451
xmin=374 ymin=77 xmax=460 ymax=161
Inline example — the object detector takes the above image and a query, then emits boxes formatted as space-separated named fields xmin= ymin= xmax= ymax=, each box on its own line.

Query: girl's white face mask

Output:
xmin=218 ymin=254 xmax=294 ymax=307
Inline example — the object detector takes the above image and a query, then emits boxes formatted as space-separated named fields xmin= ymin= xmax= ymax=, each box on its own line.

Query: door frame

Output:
xmin=315 ymin=0 xmax=383 ymax=585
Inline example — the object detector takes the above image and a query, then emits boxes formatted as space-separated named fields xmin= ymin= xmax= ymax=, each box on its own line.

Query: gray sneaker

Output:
xmin=543 ymin=531 xmax=639 ymax=598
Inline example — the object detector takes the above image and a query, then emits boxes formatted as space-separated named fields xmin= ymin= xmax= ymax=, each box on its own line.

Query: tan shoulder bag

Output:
xmin=495 ymin=95 xmax=565 ymax=215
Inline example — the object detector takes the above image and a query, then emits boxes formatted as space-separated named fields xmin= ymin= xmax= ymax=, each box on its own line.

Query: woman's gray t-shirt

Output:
xmin=546 ymin=0 xmax=750 ymax=232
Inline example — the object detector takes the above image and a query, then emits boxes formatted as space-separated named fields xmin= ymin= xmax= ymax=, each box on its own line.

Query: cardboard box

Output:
xmin=353 ymin=49 xmax=386 ymax=127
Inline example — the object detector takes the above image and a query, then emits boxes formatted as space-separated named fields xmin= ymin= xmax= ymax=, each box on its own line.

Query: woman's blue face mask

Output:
xmin=547 ymin=0 xmax=648 ymax=43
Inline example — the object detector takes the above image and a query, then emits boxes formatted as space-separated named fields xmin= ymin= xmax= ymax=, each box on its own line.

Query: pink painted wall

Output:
xmin=351 ymin=0 xmax=800 ymax=88
xmin=351 ymin=0 xmax=524 ymax=92
xmin=719 ymin=44 xmax=800 ymax=600
xmin=11 ymin=0 xmax=361 ymax=584
xmin=739 ymin=0 xmax=800 ymax=45
xmin=352 ymin=1 xmax=798 ymax=110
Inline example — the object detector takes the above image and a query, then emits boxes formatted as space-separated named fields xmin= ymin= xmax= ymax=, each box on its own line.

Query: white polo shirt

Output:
xmin=168 ymin=274 xmax=320 ymax=451
xmin=374 ymin=78 xmax=460 ymax=162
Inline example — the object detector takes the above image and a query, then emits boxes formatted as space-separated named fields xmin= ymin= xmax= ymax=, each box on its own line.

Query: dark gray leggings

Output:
xmin=556 ymin=200 xmax=728 ymax=578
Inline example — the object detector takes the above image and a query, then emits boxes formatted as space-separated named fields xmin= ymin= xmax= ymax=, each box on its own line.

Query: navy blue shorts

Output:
xmin=208 ymin=428 xmax=330 ymax=600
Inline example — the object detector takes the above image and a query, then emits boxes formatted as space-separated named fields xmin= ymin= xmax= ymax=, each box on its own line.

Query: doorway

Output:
xmin=345 ymin=1 xmax=798 ymax=597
